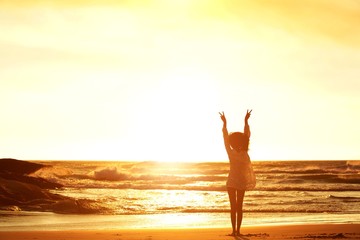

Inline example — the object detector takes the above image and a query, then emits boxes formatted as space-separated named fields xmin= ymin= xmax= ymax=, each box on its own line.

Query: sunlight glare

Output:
xmin=154 ymin=213 xmax=210 ymax=228
xmin=126 ymin=68 xmax=221 ymax=162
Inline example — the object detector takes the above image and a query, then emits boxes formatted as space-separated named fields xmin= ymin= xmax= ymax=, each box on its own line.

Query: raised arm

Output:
xmin=244 ymin=109 xmax=252 ymax=138
xmin=219 ymin=111 xmax=231 ymax=153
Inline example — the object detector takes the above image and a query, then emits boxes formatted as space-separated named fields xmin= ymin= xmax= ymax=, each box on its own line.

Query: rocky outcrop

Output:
xmin=0 ymin=158 xmax=108 ymax=214
xmin=0 ymin=158 xmax=67 ymax=212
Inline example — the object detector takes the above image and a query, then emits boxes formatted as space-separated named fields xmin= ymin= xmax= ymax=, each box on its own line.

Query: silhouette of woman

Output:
xmin=219 ymin=110 xmax=256 ymax=236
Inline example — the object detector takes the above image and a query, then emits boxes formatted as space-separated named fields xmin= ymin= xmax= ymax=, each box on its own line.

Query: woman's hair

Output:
xmin=229 ymin=132 xmax=249 ymax=152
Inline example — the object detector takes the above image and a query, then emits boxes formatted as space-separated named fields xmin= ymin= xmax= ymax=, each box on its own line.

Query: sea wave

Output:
xmin=32 ymin=164 xmax=360 ymax=192
xmin=254 ymin=161 xmax=360 ymax=175
xmin=93 ymin=167 xmax=130 ymax=181
xmin=257 ymin=186 xmax=360 ymax=192
xmin=327 ymin=195 xmax=360 ymax=201
xmin=50 ymin=205 xmax=348 ymax=215
xmin=52 ymin=199 xmax=112 ymax=214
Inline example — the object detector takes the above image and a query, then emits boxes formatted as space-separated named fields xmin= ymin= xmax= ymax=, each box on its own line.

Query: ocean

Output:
xmin=1 ymin=160 xmax=360 ymax=230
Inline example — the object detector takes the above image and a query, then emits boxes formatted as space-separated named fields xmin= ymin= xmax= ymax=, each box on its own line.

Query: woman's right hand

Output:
xmin=245 ymin=109 xmax=252 ymax=122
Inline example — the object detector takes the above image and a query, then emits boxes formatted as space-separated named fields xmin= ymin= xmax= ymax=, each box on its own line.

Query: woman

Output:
xmin=219 ymin=110 xmax=256 ymax=236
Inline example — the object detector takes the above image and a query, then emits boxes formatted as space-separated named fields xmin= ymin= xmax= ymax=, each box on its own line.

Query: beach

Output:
xmin=1 ymin=224 xmax=360 ymax=240
xmin=1 ymin=159 xmax=360 ymax=239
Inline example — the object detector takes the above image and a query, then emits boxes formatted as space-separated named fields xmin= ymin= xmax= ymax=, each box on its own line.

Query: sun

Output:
xmin=124 ymin=68 xmax=222 ymax=162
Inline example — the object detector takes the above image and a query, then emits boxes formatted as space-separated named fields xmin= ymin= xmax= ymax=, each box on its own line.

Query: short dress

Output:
xmin=223 ymin=127 xmax=256 ymax=191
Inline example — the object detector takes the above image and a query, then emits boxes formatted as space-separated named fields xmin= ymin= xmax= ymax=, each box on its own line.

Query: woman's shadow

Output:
xmin=234 ymin=235 xmax=250 ymax=240
xmin=226 ymin=234 xmax=249 ymax=240
xmin=227 ymin=233 xmax=270 ymax=239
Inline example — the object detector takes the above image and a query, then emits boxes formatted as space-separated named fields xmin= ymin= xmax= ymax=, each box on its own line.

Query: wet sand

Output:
xmin=1 ymin=223 xmax=360 ymax=240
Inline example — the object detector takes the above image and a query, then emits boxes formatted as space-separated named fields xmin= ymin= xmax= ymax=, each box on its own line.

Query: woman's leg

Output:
xmin=227 ymin=187 xmax=237 ymax=235
xmin=236 ymin=190 xmax=245 ymax=235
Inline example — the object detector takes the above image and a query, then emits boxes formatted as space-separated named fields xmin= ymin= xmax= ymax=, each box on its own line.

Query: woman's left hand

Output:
xmin=219 ymin=111 xmax=227 ymax=124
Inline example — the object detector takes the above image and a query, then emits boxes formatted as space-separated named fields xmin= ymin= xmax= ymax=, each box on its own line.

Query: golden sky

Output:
xmin=1 ymin=0 xmax=360 ymax=161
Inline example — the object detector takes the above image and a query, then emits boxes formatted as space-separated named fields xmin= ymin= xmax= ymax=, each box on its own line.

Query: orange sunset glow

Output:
xmin=1 ymin=0 xmax=359 ymax=161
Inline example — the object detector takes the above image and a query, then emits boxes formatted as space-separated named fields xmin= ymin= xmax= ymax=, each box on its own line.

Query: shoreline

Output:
xmin=1 ymin=223 xmax=360 ymax=240
xmin=2 ymin=211 xmax=360 ymax=231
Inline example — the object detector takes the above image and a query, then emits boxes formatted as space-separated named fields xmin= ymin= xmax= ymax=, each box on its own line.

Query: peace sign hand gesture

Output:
xmin=219 ymin=111 xmax=227 ymax=126
xmin=245 ymin=109 xmax=252 ymax=122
